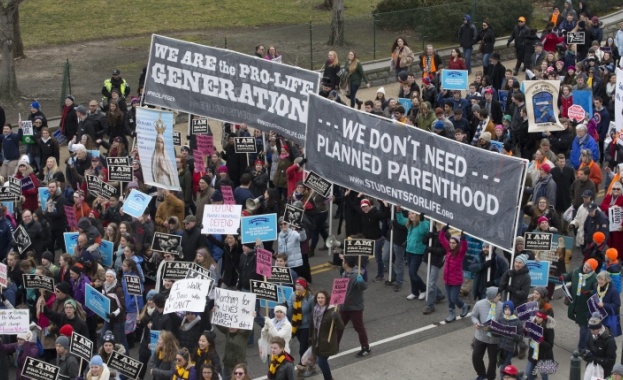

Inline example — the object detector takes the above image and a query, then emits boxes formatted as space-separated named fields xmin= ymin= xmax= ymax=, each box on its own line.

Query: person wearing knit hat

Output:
xmin=86 ymin=355 xmax=110 ymax=380
xmin=59 ymin=324 xmax=74 ymax=337
xmin=499 ymin=253 xmax=531 ymax=318
xmin=146 ymin=289 xmax=158 ymax=301
xmin=55 ymin=335 xmax=80 ymax=379
xmin=55 ymin=335 xmax=70 ymax=351
xmin=55 ymin=281 xmax=72 ymax=296
xmin=524 ymin=308 xmax=556 ymax=379
xmin=583 ymin=231 xmax=608 ymax=271
xmin=585 ymin=311 xmax=617 ymax=377
xmin=603 ymin=248 xmax=622 ymax=293
xmin=611 ymin=363 xmax=623 ymax=377
xmin=260 ymin=304 xmax=293 ymax=360
xmin=471 ymin=286 xmax=502 ymax=380
xmin=497 ymin=300 xmax=523 ymax=371
xmin=5 ymin=330 xmax=40 ymax=379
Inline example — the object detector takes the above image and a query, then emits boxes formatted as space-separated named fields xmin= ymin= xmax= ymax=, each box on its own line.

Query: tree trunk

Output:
xmin=11 ymin=3 xmax=24 ymax=58
xmin=323 ymin=0 xmax=333 ymax=9
xmin=0 ymin=0 xmax=20 ymax=101
xmin=328 ymin=0 xmax=344 ymax=46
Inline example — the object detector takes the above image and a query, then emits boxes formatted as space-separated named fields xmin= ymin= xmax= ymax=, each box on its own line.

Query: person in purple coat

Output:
xmin=0 ymin=331 xmax=41 ymax=380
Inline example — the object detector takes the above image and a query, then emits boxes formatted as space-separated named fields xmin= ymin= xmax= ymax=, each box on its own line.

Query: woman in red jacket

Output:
xmin=14 ymin=158 xmax=40 ymax=212
xmin=439 ymin=225 xmax=469 ymax=323
xmin=447 ymin=48 xmax=467 ymax=70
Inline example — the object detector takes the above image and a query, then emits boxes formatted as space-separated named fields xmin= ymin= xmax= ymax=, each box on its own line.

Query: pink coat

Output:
xmin=439 ymin=230 xmax=468 ymax=286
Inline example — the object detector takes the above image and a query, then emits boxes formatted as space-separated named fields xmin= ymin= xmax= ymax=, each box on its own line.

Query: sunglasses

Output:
xmin=234 ymin=373 xmax=245 ymax=376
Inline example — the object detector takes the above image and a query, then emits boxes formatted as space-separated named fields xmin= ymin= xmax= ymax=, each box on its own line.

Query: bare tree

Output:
xmin=322 ymin=0 xmax=333 ymax=9
xmin=327 ymin=0 xmax=344 ymax=46
xmin=11 ymin=3 xmax=23 ymax=58
xmin=0 ymin=0 xmax=21 ymax=100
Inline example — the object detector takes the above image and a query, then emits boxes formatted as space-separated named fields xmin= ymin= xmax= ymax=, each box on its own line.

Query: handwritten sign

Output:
xmin=267 ymin=266 xmax=293 ymax=284
xmin=85 ymin=284 xmax=110 ymax=321
xmin=201 ymin=204 xmax=242 ymax=235
xmin=220 ymin=185 xmax=235 ymax=205
xmin=212 ymin=288 xmax=256 ymax=330
xmin=193 ymin=150 xmax=206 ymax=172
xmin=163 ymin=278 xmax=211 ymax=314
xmin=69 ymin=332 xmax=94 ymax=361
xmin=196 ymin=134 xmax=214 ymax=155
xmin=106 ymin=351 xmax=143 ymax=380
xmin=256 ymin=248 xmax=273 ymax=278
xmin=241 ymin=213 xmax=278 ymax=244
xmin=0 ymin=309 xmax=30 ymax=334
xmin=330 ymin=278 xmax=350 ymax=305
xmin=0 ymin=263 xmax=7 ymax=287
xmin=250 ymin=279 xmax=278 ymax=302
xmin=21 ymin=357 xmax=60 ymax=380
xmin=516 ymin=301 xmax=539 ymax=322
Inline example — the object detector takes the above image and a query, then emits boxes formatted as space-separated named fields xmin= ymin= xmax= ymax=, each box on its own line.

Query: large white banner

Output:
xmin=136 ymin=107 xmax=181 ymax=190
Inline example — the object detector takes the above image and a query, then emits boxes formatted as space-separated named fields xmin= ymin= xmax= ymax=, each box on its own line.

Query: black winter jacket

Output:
xmin=498 ymin=266 xmax=531 ymax=307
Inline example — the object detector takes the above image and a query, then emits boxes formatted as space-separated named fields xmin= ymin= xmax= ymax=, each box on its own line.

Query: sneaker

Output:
xmin=394 ymin=283 xmax=402 ymax=292
xmin=373 ymin=276 xmax=384 ymax=282
xmin=406 ymin=293 xmax=416 ymax=300
xmin=418 ymin=292 xmax=426 ymax=300
xmin=460 ymin=304 xmax=470 ymax=318
xmin=445 ymin=309 xmax=456 ymax=323
xmin=355 ymin=347 xmax=371 ymax=357
xmin=435 ymin=295 xmax=446 ymax=304
xmin=423 ymin=306 xmax=435 ymax=315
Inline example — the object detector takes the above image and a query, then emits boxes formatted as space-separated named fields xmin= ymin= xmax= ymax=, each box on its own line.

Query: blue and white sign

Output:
xmin=259 ymin=284 xmax=294 ymax=309
xmin=123 ymin=189 xmax=153 ymax=219
xmin=241 ymin=213 xmax=278 ymax=244
xmin=38 ymin=187 xmax=49 ymax=209
xmin=441 ymin=69 xmax=469 ymax=91
xmin=573 ymin=90 xmax=593 ymax=121
xmin=498 ymin=90 xmax=509 ymax=113
xmin=397 ymin=98 xmax=412 ymax=114
xmin=64 ymin=232 xmax=79 ymax=255
xmin=99 ymin=240 xmax=114 ymax=267
xmin=85 ymin=284 xmax=110 ymax=321
xmin=149 ymin=330 xmax=160 ymax=355
xmin=527 ymin=260 xmax=550 ymax=287
xmin=1 ymin=202 xmax=14 ymax=213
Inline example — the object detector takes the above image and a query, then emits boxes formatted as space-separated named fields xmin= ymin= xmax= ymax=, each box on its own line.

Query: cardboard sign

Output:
xmin=163 ymin=278 xmax=211 ymax=314
xmin=256 ymin=248 xmax=273 ymax=278
xmin=484 ymin=319 xmax=518 ymax=338
xmin=9 ymin=176 xmax=21 ymax=196
xmin=100 ymin=240 xmax=114 ymax=267
xmin=566 ymin=31 xmax=585 ymax=44
xmin=220 ymin=185 xmax=235 ymax=205
xmin=587 ymin=293 xmax=608 ymax=320
xmin=241 ymin=213 xmax=278 ymax=244
xmin=0 ymin=263 xmax=7 ymax=288
xmin=13 ymin=225 xmax=31 ymax=254
xmin=106 ymin=157 xmax=131 ymax=167
xmin=267 ymin=266 xmax=293 ymax=284
xmin=0 ymin=309 xmax=30 ymax=334
xmin=85 ymin=283 xmax=110 ymax=321
xmin=212 ymin=288 xmax=256 ymax=330
xmin=22 ymin=274 xmax=54 ymax=292
xmin=69 ymin=332 xmax=94 ymax=361
xmin=330 ymin=278 xmax=350 ymax=305
xmin=63 ymin=232 xmax=79 ymax=254
xmin=107 ymin=351 xmax=143 ymax=380
xmin=567 ymin=104 xmax=586 ymax=123
xmin=108 ymin=165 xmax=133 ymax=182
xmin=21 ymin=357 xmax=60 ymax=380
xmin=250 ymin=279 xmax=279 ymax=302
xmin=283 ymin=203 xmax=304 ymax=228
xmin=344 ymin=238 xmax=375 ymax=256
xmin=234 ymin=137 xmax=257 ymax=153
xmin=191 ymin=118 xmax=209 ymax=135
xmin=516 ymin=301 xmax=539 ymax=322
xmin=526 ymin=260 xmax=550 ymax=287
xmin=609 ymin=207 xmax=622 ymax=232
xmin=163 ymin=261 xmax=194 ymax=280
xmin=304 ymin=171 xmax=332 ymax=198
xmin=196 ymin=134 xmax=214 ymax=155
xmin=64 ymin=205 xmax=78 ymax=229
xmin=524 ymin=232 xmax=553 ymax=251
xmin=173 ymin=131 xmax=181 ymax=146
xmin=524 ymin=321 xmax=544 ymax=341
xmin=124 ymin=274 xmax=143 ymax=296
xmin=123 ymin=189 xmax=153 ymax=218
xmin=151 ymin=232 xmax=182 ymax=254
xmin=200 ymin=204 xmax=242 ymax=235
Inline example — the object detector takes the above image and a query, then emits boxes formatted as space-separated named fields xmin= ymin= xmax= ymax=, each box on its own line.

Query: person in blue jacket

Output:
xmin=570 ymin=124 xmax=600 ymax=170
xmin=395 ymin=205 xmax=430 ymax=301
xmin=0 ymin=123 xmax=24 ymax=179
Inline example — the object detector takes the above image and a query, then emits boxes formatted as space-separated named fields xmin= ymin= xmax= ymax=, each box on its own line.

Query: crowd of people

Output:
xmin=0 ymin=4 xmax=622 ymax=380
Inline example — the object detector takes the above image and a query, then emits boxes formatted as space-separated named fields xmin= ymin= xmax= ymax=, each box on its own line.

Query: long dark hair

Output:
xmin=391 ymin=36 xmax=409 ymax=52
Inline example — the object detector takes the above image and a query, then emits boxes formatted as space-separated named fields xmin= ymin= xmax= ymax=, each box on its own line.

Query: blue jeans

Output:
xmin=578 ymin=324 xmax=590 ymax=351
xmin=462 ymin=47 xmax=473 ymax=72
xmin=482 ymin=53 xmax=491 ymax=69
xmin=349 ymin=83 xmax=360 ymax=108
xmin=374 ymin=237 xmax=385 ymax=278
xmin=384 ymin=242 xmax=405 ymax=284
xmin=317 ymin=356 xmax=332 ymax=380
xmin=407 ymin=254 xmax=426 ymax=295
xmin=498 ymin=350 xmax=514 ymax=374
xmin=445 ymin=284 xmax=465 ymax=310
xmin=525 ymin=360 xmax=548 ymax=380
xmin=426 ymin=264 xmax=444 ymax=307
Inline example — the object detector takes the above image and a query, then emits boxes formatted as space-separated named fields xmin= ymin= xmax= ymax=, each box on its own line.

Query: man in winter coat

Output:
xmin=0 ymin=123 xmax=24 ymax=179
xmin=44 ymin=180 xmax=68 ymax=252
xmin=582 ymin=202 xmax=610 ymax=252
xmin=469 ymin=245 xmax=508 ymax=300
xmin=181 ymin=215 xmax=205 ymax=263
xmin=584 ymin=313 xmax=617 ymax=377
xmin=337 ymin=256 xmax=370 ymax=358
xmin=551 ymin=154 xmax=575 ymax=232
xmin=562 ymin=259 xmax=598 ymax=351
xmin=471 ymin=286 xmax=502 ymax=380
xmin=458 ymin=14 xmax=477 ymax=72
xmin=498 ymin=254 xmax=532 ymax=309
xmin=55 ymin=336 xmax=80 ymax=380
xmin=507 ymin=16 xmax=530 ymax=75
xmin=530 ymin=163 xmax=557 ymax=206
xmin=570 ymin=124 xmax=600 ymax=170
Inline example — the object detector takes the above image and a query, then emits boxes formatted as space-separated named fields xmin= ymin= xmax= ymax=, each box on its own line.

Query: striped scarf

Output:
xmin=268 ymin=354 xmax=286 ymax=379
xmin=291 ymin=292 xmax=305 ymax=334
xmin=174 ymin=366 xmax=190 ymax=380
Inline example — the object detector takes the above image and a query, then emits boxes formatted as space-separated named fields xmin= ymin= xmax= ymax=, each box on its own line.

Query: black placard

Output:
xmin=124 ymin=274 xmax=143 ymax=296
xmin=108 ymin=165 xmax=133 ymax=182
xmin=0 ymin=185 xmax=19 ymax=201
xmin=13 ymin=225 xmax=32 ymax=254
xmin=9 ymin=176 xmax=21 ymax=196
xmin=173 ymin=131 xmax=181 ymax=146
xmin=21 ymin=357 xmax=60 ymax=380
xmin=303 ymin=171 xmax=332 ymax=198
xmin=524 ymin=232 xmax=553 ymax=251
xmin=566 ymin=31 xmax=585 ymax=44
xmin=344 ymin=238 xmax=375 ymax=256
xmin=69 ymin=332 xmax=94 ymax=361
xmin=234 ymin=137 xmax=257 ymax=153
xmin=283 ymin=204 xmax=304 ymax=228
xmin=85 ymin=174 xmax=101 ymax=197
xmin=101 ymin=182 xmax=118 ymax=199
xmin=151 ymin=232 xmax=182 ymax=254
xmin=106 ymin=351 xmax=143 ymax=380
xmin=185 ymin=263 xmax=212 ymax=281
xmin=162 ymin=262 xmax=193 ymax=280
xmin=250 ymin=279 xmax=279 ymax=302
xmin=267 ymin=266 xmax=293 ymax=284
xmin=22 ymin=274 xmax=55 ymax=292
xmin=106 ymin=157 xmax=131 ymax=167
xmin=191 ymin=118 xmax=209 ymax=135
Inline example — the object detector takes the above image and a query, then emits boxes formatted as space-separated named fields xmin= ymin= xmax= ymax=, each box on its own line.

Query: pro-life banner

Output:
xmin=69 ymin=332 xmax=94 ymax=361
xmin=616 ymin=68 xmax=623 ymax=132
xmin=21 ymin=357 xmax=60 ymax=380
xmin=524 ymin=232 xmax=553 ymax=251
xmin=144 ymin=34 xmax=320 ymax=145
xmin=305 ymin=93 xmax=526 ymax=250
xmin=107 ymin=351 xmax=143 ymax=380
xmin=523 ymin=80 xmax=565 ymax=133
xmin=484 ymin=319 xmax=517 ymax=338
xmin=516 ymin=301 xmax=538 ymax=322
xmin=22 ymin=274 xmax=54 ymax=292
xmin=136 ymin=107 xmax=181 ymax=190
xmin=267 ymin=266 xmax=293 ymax=284
xmin=524 ymin=321 xmax=544 ymax=342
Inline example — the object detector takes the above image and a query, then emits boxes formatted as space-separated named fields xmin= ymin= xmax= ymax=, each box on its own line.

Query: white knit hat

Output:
xmin=377 ymin=87 xmax=385 ymax=95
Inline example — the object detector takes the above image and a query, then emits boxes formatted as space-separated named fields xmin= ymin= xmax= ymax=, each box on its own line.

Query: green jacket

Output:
xmin=347 ymin=61 xmax=368 ymax=87
xmin=395 ymin=213 xmax=429 ymax=255
xmin=310 ymin=306 xmax=344 ymax=357
xmin=563 ymin=267 xmax=596 ymax=326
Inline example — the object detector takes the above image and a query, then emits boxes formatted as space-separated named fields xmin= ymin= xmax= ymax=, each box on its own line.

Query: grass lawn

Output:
xmin=19 ymin=0 xmax=381 ymax=48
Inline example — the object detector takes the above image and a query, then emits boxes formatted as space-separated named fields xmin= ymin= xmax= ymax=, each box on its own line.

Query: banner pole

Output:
xmin=487 ymin=247 xmax=493 ymax=283
xmin=388 ymin=205 xmax=394 ymax=283
xmin=328 ymin=184 xmax=334 ymax=257
xmin=262 ymin=131 xmax=269 ymax=189
xmin=327 ymin=304 xmax=339 ymax=342
xmin=507 ymin=162 xmax=528 ymax=301
xmin=264 ymin=275 xmax=269 ymax=317
xmin=246 ymin=153 xmax=250 ymax=168
xmin=425 ymin=220 xmax=433 ymax=303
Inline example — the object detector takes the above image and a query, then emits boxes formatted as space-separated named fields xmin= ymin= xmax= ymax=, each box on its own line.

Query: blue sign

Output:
xmin=441 ymin=69 xmax=469 ymax=91
xmin=85 ymin=283 xmax=110 ymax=321
xmin=1 ymin=201 xmax=14 ymax=213
xmin=572 ymin=90 xmax=593 ymax=120
xmin=38 ymin=187 xmax=49 ymax=208
xmin=89 ymin=150 xmax=100 ymax=158
xmin=527 ymin=260 xmax=550 ymax=287
xmin=64 ymin=232 xmax=79 ymax=254
xmin=240 ymin=213 xmax=278 ymax=244
xmin=100 ymin=240 xmax=114 ymax=267
xmin=123 ymin=189 xmax=153 ymax=219
xmin=498 ymin=90 xmax=508 ymax=113
xmin=149 ymin=330 xmax=160 ymax=356
xmin=397 ymin=98 xmax=412 ymax=114
xmin=53 ymin=129 xmax=68 ymax=145
xmin=259 ymin=284 xmax=293 ymax=309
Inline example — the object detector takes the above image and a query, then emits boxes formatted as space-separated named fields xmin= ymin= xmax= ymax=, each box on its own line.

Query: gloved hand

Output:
xmin=356 ymin=274 xmax=364 ymax=283
xmin=0 ymin=293 xmax=5 ymax=302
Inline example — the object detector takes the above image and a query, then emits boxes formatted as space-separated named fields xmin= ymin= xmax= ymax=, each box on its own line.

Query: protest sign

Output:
xmin=193 ymin=150 xmax=206 ymax=172
xmin=99 ymin=240 xmax=114 ymax=267
xmin=151 ymin=232 xmax=182 ymax=254
xmin=498 ymin=90 xmax=508 ymax=113
xmin=1 ymin=201 xmax=14 ymax=213
xmin=344 ymin=238 xmax=375 ymax=256
xmin=0 ymin=309 xmax=29 ymax=334
xmin=267 ymin=266 xmax=293 ymax=284
xmin=123 ymin=189 xmax=153 ymax=218
xmin=21 ymin=120 xmax=33 ymax=136
xmin=149 ymin=330 xmax=160 ymax=355
xmin=21 ymin=357 xmax=60 ymax=380
xmin=568 ymin=104 xmax=586 ymax=123
xmin=85 ymin=284 xmax=110 ymax=321
xmin=163 ymin=278 xmax=211 ymax=314
xmin=70 ymin=332 xmax=94 ymax=361
xmin=186 ymin=263 xmax=213 ymax=279
xmin=484 ymin=319 xmax=517 ymax=338
xmin=124 ymin=275 xmax=143 ymax=296
xmin=85 ymin=174 xmax=102 ymax=197
xmin=106 ymin=157 xmax=131 ymax=167
xmin=200 ymin=204 xmax=242 ymax=235
xmin=256 ymin=248 xmax=273 ymax=278
xmin=136 ymin=107 xmax=181 ymax=190
xmin=9 ymin=176 xmax=21 ymax=196
xmin=64 ymin=232 xmax=79 ymax=254
xmin=0 ymin=263 xmax=7 ymax=287
xmin=22 ymin=274 xmax=54 ymax=292
xmin=13 ymin=225 xmax=31 ymax=254
xmin=523 ymin=80 xmax=565 ymax=132
xmin=566 ymin=31 xmax=585 ymax=44
xmin=144 ymin=34 xmax=320 ymax=146
xmin=212 ymin=288 xmax=256 ymax=330
xmin=53 ymin=129 xmax=68 ymax=145
xmin=234 ymin=137 xmax=257 ymax=153
xmin=526 ymin=260 xmax=550 ymax=287
xmin=524 ymin=321 xmax=544 ymax=341
xmin=441 ymin=69 xmax=469 ymax=90
xmin=101 ymin=182 xmax=117 ymax=199
xmin=524 ymin=232 xmax=553 ymax=251
xmin=108 ymin=165 xmax=133 ymax=182
xmin=562 ymin=281 xmax=573 ymax=302
xmin=397 ymin=98 xmax=412 ymax=114
xmin=283 ymin=203 xmax=304 ymax=228
xmin=191 ymin=118 xmax=209 ymax=135
xmin=0 ymin=185 xmax=18 ymax=201
xmin=304 ymin=171 xmax=332 ymax=198
xmin=173 ymin=131 xmax=181 ymax=146
xmin=616 ymin=68 xmax=623 ymax=132
xmin=107 ymin=351 xmax=143 ymax=380
xmin=196 ymin=134 xmax=214 ymax=155
xmin=609 ymin=207 xmax=622 ymax=232
xmin=250 ymin=279 xmax=279 ymax=302
xmin=573 ymin=90 xmax=593 ymax=120
xmin=587 ymin=293 xmax=607 ymax=320
xmin=20 ymin=176 xmax=35 ymax=192
xmin=38 ymin=187 xmax=49 ymax=208
xmin=304 ymin=93 xmax=525 ymax=250
xmin=259 ymin=285 xmax=293 ymax=309
xmin=240 ymin=213 xmax=278 ymax=244
xmin=163 ymin=262 xmax=193 ymax=280
xmin=516 ymin=301 xmax=539 ymax=322
xmin=330 ymin=278 xmax=350 ymax=305
xmin=64 ymin=205 xmax=78 ymax=229
xmin=220 ymin=185 xmax=235 ymax=205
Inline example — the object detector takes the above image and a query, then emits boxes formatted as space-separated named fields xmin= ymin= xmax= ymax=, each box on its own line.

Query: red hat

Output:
xmin=501 ymin=365 xmax=518 ymax=377
xmin=537 ymin=216 xmax=549 ymax=225
xmin=254 ymin=160 xmax=264 ymax=166
xmin=217 ymin=165 xmax=228 ymax=174
xmin=59 ymin=324 xmax=74 ymax=337
xmin=422 ymin=77 xmax=431 ymax=85
xmin=295 ymin=278 xmax=308 ymax=289
xmin=540 ymin=163 xmax=551 ymax=173
xmin=535 ymin=310 xmax=548 ymax=320
xmin=485 ymin=88 xmax=494 ymax=95
xmin=360 ymin=199 xmax=371 ymax=208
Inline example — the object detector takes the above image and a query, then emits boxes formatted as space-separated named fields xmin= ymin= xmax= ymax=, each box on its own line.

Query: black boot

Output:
xmin=356 ymin=99 xmax=363 ymax=110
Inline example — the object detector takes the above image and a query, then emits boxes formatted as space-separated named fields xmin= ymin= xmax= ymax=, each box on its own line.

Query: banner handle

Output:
xmin=327 ymin=304 xmax=339 ymax=342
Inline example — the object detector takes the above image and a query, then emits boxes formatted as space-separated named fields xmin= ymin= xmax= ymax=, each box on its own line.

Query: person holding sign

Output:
xmin=495 ymin=301 xmax=524 ymax=372
xmin=471 ymin=287 xmax=503 ymax=380
xmin=149 ymin=331 xmax=179 ymax=380
xmin=560 ymin=259 xmax=598 ymax=351
xmin=15 ymin=158 xmax=40 ymax=213
xmin=524 ymin=310 xmax=556 ymax=380
xmin=595 ymin=272 xmax=621 ymax=335
xmin=192 ymin=332 xmax=222 ymax=379
xmin=172 ymin=348 xmax=196 ymax=380
xmin=337 ymin=257 xmax=370 ymax=358
xmin=54 ymin=335 xmax=80 ymax=380
xmin=277 ymin=217 xmax=306 ymax=278
xmin=0 ymin=332 xmax=40 ymax=380
xmin=99 ymin=331 xmax=127 ymax=380
xmin=584 ymin=312 xmax=618 ymax=378
xmin=309 ymin=290 xmax=343 ymax=380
